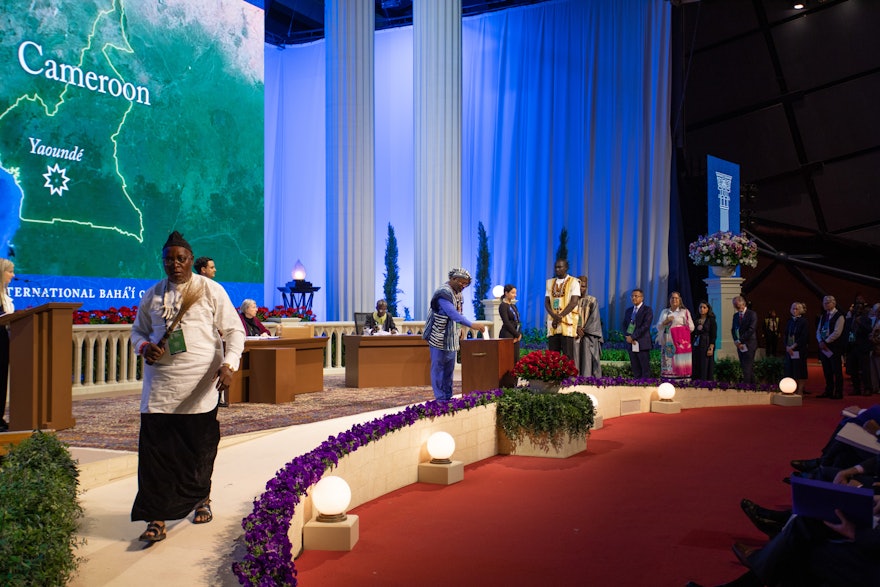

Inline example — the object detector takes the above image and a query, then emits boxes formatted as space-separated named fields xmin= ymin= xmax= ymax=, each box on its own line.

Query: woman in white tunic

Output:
xmin=655 ymin=292 xmax=695 ymax=378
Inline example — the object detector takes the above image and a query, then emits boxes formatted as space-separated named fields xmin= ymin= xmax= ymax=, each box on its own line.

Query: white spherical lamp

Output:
xmin=426 ymin=431 xmax=456 ymax=464
xmin=778 ymin=377 xmax=797 ymax=394
xmin=586 ymin=393 xmax=599 ymax=410
xmin=492 ymin=284 xmax=505 ymax=299
xmin=657 ymin=382 xmax=676 ymax=401
xmin=312 ymin=476 xmax=352 ymax=523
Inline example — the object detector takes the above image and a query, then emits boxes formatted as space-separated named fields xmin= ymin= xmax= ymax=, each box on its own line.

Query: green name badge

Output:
xmin=167 ymin=328 xmax=187 ymax=355
xmin=626 ymin=322 xmax=635 ymax=335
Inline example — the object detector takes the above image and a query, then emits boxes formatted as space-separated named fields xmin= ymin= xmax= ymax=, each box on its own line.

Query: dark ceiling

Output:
xmin=676 ymin=0 xmax=880 ymax=287
xmin=264 ymin=0 xmax=549 ymax=46
xmin=264 ymin=0 xmax=880 ymax=287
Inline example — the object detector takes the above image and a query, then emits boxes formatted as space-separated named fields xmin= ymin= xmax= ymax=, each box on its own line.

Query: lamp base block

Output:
xmin=650 ymin=400 xmax=681 ymax=414
xmin=303 ymin=514 xmax=359 ymax=551
xmin=771 ymin=393 xmax=802 ymax=407
xmin=591 ymin=414 xmax=604 ymax=430
xmin=418 ymin=460 xmax=464 ymax=485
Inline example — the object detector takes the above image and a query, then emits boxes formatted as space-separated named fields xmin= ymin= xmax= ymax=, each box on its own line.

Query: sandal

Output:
xmin=193 ymin=499 xmax=213 ymax=524
xmin=139 ymin=521 xmax=166 ymax=542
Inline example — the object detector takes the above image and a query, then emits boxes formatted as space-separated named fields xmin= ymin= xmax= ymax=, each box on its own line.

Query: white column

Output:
xmin=481 ymin=298 xmax=502 ymax=337
xmin=325 ymin=0 xmax=375 ymax=321
xmin=705 ymin=276 xmax=745 ymax=360
xmin=413 ymin=0 xmax=462 ymax=319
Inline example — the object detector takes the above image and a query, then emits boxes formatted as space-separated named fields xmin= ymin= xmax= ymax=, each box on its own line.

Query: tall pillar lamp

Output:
xmin=277 ymin=259 xmax=320 ymax=311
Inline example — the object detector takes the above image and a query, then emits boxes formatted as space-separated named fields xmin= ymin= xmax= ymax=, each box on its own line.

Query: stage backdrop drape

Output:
xmin=264 ymin=0 xmax=671 ymax=333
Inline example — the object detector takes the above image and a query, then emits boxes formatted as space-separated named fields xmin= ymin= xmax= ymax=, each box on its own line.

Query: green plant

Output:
xmin=600 ymin=348 xmax=629 ymax=361
xmin=496 ymin=389 xmax=594 ymax=451
xmin=473 ymin=222 xmax=490 ymax=320
xmin=648 ymin=351 xmax=661 ymax=378
xmin=383 ymin=223 xmax=400 ymax=316
xmin=754 ymin=356 xmax=784 ymax=384
xmin=715 ymin=358 xmax=743 ymax=382
xmin=600 ymin=362 xmax=632 ymax=378
xmin=521 ymin=327 xmax=548 ymax=351
xmin=0 ymin=432 xmax=84 ymax=586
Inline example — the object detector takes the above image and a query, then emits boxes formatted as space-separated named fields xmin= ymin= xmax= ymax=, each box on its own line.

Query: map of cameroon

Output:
xmin=0 ymin=2 xmax=145 ymax=241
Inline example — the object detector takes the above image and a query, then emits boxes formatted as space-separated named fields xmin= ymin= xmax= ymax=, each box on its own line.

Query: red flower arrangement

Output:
xmin=512 ymin=350 xmax=578 ymax=383
xmin=255 ymin=305 xmax=316 ymax=322
xmin=73 ymin=306 xmax=138 ymax=324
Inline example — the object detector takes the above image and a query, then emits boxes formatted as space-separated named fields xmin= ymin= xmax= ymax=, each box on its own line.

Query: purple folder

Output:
xmin=791 ymin=475 xmax=874 ymax=529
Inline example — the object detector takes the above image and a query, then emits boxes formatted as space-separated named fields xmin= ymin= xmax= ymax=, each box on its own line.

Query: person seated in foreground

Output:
xmin=786 ymin=403 xmax=880 ymax=482
xmin=364 ymin=299 xmax=398 ymax=334
xmin=239 ymin=299 xmax=271 ymax=337
xmin=687 ymin=458 xmax=880 ymax=587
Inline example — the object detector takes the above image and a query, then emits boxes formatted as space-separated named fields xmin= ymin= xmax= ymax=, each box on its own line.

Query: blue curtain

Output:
xmin=264 ymin=0 xmax=672 ymax=333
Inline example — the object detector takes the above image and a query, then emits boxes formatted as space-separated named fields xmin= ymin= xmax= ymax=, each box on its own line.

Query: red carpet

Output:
xmin=296 ymin=364 xmax=862 ymax=586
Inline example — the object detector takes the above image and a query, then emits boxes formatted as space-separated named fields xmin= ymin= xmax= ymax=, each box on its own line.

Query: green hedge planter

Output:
xmin=495 ymin=389 xmax=595 ymax=454
xmin=0 ymin=431 xmax=83 ymax=587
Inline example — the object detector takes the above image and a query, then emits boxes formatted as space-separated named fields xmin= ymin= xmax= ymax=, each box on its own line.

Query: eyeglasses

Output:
xmin=162 ymin=255 xmax=192 ymax=266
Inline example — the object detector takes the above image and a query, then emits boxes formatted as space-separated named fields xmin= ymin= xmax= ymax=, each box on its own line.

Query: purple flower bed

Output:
xmin=233 ymin=389 xmax=503 ymax=586
xmin=561 ymin=375 xmax=777 ymax=392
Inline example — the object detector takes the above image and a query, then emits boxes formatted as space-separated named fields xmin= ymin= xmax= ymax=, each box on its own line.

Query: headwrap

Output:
xmin=448 ymin=267 xmax=472 ymax=281
xmin=163 ymin=231 xmax=192 ymax=252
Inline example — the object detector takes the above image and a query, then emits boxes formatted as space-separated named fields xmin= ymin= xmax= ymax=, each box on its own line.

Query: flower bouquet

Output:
xmin=256 ymin=305 xmax=316 ymax=322
xmin=688 ymin=231 xmax=758 ymax=268
xmin=73 ymin=306 xmax=138 ymax=324
xmin=513 ymin=350 xmax=578 ymax=384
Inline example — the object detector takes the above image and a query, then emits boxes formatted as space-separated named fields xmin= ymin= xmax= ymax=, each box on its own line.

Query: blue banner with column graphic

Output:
xmin=706 ymin=155 xmax=740 ymax=235
xmin=707 ymin=155 xmax=741 ymax=278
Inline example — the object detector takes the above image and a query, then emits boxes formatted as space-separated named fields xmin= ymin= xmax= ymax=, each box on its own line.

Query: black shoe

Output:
xmin=740 ymin=499 xmax=788 ymax=537
xmin=685 ymin=583 xmax=705 ymax=587
xmin=742 ymin=499 xmax=791 ymax=522
xmin=218 ymin=401 xmax=229 ymax=408
xmin=783 ymin=470 xmax=816 ymax=484
xmin=817 ymin=393 xmax=833 ymax=398
xmin=0 ymin=419 xmax=7 ymax=432
xmin=790 ymin=458 xmax=821 ymax=473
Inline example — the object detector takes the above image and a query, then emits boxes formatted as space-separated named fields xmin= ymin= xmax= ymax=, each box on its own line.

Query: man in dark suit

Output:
xmin=731 ymin=295 xmax=758 ymax=384
xmin=817 ymin=294 xmax=846 ymax=399
xmin=687 ymin=457 xmax=880 ymax=587
xmin=623 ymin=288 xmax=653 ymax=378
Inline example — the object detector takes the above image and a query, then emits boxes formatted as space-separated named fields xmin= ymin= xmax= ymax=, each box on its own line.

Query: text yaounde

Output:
xmin=18 ymin=40 xmax=151 ymax=106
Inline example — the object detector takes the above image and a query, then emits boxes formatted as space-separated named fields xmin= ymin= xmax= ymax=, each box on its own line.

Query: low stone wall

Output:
xmin=289 ymin=404 xmax=498 ymax=555
xmin=562 ymin=384 xmax=773 ymax=417
xmin=288 ymin=385 xmax=776 ymax=556
xmin=290 ymin=385 xmax=774 ymax=553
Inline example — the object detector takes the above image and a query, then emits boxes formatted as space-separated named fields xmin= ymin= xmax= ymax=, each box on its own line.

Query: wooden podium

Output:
xmin=228 ymin=337 xmax=325 ymax=404
xmin=460 ymin=338 xmax=517 ymax=393
xmin=0 ymin=303 xmax=80 ymax=431
xmin=344 ymin=335 xmax=431 ymax=388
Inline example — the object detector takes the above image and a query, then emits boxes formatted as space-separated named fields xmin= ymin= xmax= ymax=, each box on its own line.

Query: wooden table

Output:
xmin=460 ymin=338 xmax=517 ymax=393
xmin=344 ymin=335 xmax=432 ymax=388
xmin=228 ymin=337 xmax=325 ymax=404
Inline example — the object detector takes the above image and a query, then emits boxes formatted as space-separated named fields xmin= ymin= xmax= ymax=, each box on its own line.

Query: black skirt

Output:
xmin=131 ymin=408 xmax=220 ymax=522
